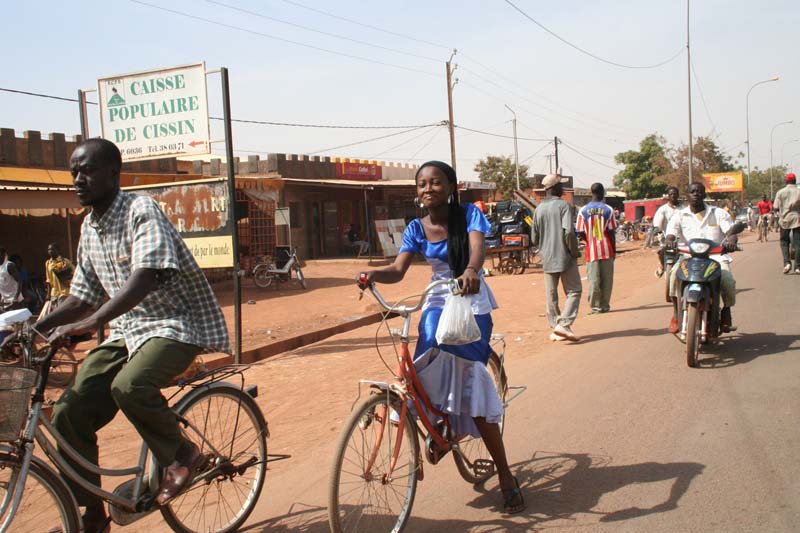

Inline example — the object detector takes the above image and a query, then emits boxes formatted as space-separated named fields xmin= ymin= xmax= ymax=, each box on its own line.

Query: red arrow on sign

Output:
xmin=189 ymin=141 xmax=205 ymax=147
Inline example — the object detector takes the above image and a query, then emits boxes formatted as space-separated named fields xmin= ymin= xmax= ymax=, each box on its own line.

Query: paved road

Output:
xmin=242 ymin=237 xmax=800 ymax=532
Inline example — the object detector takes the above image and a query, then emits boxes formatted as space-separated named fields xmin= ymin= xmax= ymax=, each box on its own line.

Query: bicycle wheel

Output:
xmin=328 ymin=391 xmax=419 ymax=533
xmin=161 ymin=387 xmax=268 ymax=533
xmin=252 ymin=264 xmax=273 ymax=288
xmin=452 ymin=351 xmax=507 ymax=484
xmin=48 ymin=347 xmax=78 ymax=388
xmin=0 ymin=452 xmax=81 ymax=532
xmin=294 ymin=266 xmax=307 ymax=290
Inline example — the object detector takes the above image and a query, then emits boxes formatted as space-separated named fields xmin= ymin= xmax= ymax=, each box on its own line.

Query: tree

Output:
xmin=613 ymin=134 xmax=672 ymax=199
xmin=474 ymin=155 xmax=531 ymax=199
xmin=660 ymin=136 xmax=735 ymax=193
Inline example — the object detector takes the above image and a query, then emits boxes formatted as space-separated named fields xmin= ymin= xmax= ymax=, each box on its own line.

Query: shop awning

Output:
xmin=0 ymin=167 xmax=73 ymax=186
xmin=0 ymin=185 xmax=82 ymax=213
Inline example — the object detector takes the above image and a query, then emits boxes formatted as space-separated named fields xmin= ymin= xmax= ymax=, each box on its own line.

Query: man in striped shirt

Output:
xmin=576 ymin=183 xmax=617 ymax=314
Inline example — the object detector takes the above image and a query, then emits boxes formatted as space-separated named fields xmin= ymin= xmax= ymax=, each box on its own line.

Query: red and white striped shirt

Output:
xmin=575 ymin=201 xmax=617 ymax=262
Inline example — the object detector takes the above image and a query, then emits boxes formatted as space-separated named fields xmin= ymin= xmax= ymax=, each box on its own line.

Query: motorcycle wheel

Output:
xmin=685 ymin=303 xmax=700 ymax=367
xmin=253 ymin=264 xmax=273 ymax=288
xmin=295 ymin=266 xmax=307 ymax=289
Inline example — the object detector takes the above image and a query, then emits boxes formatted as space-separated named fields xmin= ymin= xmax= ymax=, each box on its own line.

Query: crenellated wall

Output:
xmin=0 ymin=128 xmax=178 ymax=173
xmin=185 ymin=153 xmax=419 ymax=181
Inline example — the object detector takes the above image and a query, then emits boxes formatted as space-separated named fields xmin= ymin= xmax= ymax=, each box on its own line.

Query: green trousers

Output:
xmin=52 ymin=337 xmax=200 ymax=506
xmin=586 ymin=258 xmax=615 ymax=312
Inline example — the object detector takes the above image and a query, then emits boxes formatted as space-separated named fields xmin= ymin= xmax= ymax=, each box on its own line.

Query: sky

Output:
xmin=2 ymin=0 xmax=799 ymax=187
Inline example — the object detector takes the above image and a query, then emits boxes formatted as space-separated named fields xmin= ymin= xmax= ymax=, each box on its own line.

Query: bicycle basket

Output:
xmin=0 ymin=367 xmax=36 ymax=441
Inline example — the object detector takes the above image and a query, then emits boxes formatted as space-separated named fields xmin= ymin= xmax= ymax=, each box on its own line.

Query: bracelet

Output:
xmin=464 ymin=266 xmax=479 ymax=273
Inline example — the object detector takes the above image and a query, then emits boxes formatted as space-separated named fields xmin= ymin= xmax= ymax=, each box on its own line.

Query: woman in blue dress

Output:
xmin=359 ymin=160 xmax=524 ymax=514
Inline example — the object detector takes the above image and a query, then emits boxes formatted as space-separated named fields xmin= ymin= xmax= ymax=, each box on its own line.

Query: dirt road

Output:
xmin=81 ymin=234 xmax=800 ymax=531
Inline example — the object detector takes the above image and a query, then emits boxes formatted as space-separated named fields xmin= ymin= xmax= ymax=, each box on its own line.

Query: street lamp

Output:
xmin=746 ymin=75 xmax=780 ymax=185
xmin=769 ymin=120 xmax=793 ymax=198
xmin=504 ymin=104 xmax=520 ymax=191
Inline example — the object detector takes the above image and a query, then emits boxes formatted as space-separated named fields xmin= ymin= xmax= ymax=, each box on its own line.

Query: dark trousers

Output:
xmin=780 ymin=227 xmax=800 ymax=266
xmin=51 ymin=337 xmax=200 ymax=506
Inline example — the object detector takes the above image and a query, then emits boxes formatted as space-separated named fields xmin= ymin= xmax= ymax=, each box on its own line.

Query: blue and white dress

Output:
xmin=399 ymin=203 xmax=504 ymax=437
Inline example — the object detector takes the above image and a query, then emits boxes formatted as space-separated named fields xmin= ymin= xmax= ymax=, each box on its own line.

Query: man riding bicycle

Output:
xmin=34 ymin=139 xmax=230 ymax=532
xmin=757 ymin=194 xmax=773 ymax=242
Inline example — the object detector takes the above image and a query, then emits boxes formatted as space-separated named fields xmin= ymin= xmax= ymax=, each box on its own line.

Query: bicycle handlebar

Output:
xmin=358 ymin=274 xmax=462 ymax=316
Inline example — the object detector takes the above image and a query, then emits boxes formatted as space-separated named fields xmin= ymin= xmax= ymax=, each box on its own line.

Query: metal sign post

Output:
xmin=220 ymin=67 xmax=242 ymax=363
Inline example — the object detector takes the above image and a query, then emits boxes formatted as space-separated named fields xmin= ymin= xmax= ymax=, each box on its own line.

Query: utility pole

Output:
xmin=687 ymin=0 xmax=694 ymax=186
xmin=446 ymin=50 xmax=458 ymax=172
xmin=554 ymin=136 xmax=559 ymax=173
xmin=505 ymin=104 xmax=520 ymax=190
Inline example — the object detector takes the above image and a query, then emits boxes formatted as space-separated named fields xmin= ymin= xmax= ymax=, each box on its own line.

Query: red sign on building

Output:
xmin=336 ymin=162 xmax=382 ymax=181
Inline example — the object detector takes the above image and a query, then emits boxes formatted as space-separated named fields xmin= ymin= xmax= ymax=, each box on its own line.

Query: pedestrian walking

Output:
xmin=576 ymin=183 xmax=617 ymax=314
xmin=531 ymin=173 xmax=582 ymax=342
xmin=774 ymin=172 xmax=800 ymax=274
xmin=41 ymin=242 xmax=74 ymax=317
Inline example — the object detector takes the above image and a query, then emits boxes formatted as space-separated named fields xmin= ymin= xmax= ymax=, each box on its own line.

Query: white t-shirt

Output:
xmin=667 ymin=204 xmax=733 ymax=263
xmin=0 ymin=259 xmax=22 ymax=306
xmin=652 ymin=203 xmax=680 ymax=232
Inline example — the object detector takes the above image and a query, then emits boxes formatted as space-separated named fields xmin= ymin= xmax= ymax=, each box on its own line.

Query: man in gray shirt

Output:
xmin=531 ymin=174 xmax=582 ymax=341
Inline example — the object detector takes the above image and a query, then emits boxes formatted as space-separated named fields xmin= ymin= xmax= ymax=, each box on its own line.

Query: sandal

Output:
xmin=501 ymin=476 xmax=525 ymax=515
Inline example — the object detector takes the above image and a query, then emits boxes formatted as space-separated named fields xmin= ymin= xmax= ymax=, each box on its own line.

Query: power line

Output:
xmin=278 ymin=0 xmax=647 ymax=139
xmin=689 ymin=58 xmax=717 ymax=136
xmin=558 ymin=138 xmax=619 ymax=160
xmin=559 ymin=141 xmax=622 ymax=171
xmin=459 ymin=53 xmax=646 ymax=137
xmin=208 ymin=116 xmax=442 ymax=129
xmin=520 ymin=142 xmax=553 ymax=165
xmin=454 ymin=124 xmax=549 ymax=142
xmin=0 ymin=87 xmax=440 ymax=130
xmin=204 ymin=0 xmax=440 ymax=63
xmin=278 ymin=0 xmax=452 ymax=50
xmin=407 ymin=125 xmax=446 ymax=162
xmin=128 ymin=0 xmax=439 ymax=78
xmin=308 ymin=124 xmax=439 ymax=154
xmin=503 ymin=0 xmax=685 ymax=70
xmin=369 ymin=124 xmax=445 ymax=157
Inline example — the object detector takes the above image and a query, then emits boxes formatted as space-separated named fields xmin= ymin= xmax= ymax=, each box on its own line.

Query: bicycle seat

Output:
xmin=0 ymin=308 xmax=32 ymax=327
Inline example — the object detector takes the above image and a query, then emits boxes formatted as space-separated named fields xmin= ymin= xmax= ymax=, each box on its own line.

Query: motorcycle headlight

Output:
xmin=688 ymin=241 xmax=711 ymax=254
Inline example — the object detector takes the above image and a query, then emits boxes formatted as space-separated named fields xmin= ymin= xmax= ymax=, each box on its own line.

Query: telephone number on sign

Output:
xmin=123 ymin=147 xmax=143 ymax=156
xmin=147 ymin=142 xmax=185 ymax=154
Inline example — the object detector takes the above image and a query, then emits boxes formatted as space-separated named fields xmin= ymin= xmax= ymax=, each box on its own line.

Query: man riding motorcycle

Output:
xmin=652 ymin=186 xmax=681 ymax=277
xmin=665 ymin=182 xmax=738 ymax=334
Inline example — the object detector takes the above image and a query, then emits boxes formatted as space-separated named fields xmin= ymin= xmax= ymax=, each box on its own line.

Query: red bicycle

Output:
xmin=327 ymin=277 xmax=525 ymax=532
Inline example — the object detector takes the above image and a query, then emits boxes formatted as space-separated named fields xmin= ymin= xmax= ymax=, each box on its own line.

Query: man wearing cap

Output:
xmin=774 ymin=173 xmax=800 ymax=273
xmin=531 ymin=174 xmax=582 ymax=342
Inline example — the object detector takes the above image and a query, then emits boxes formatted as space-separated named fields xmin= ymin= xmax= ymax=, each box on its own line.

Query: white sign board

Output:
xmin=98 ymin=63 xmax=211 ymax=162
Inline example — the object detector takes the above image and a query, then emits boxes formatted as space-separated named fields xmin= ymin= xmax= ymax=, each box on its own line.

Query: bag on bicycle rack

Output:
xmin=435 ymin=294 xmax=481 ymax=346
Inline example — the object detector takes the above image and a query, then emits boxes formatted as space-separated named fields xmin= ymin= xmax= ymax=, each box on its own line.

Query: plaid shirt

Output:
xmin=71 ymin=191 xmax=231 ymax=355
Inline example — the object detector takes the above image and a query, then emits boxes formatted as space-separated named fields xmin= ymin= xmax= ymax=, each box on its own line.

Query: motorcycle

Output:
xmin=251 ymin=246 xmax=307 ymax=290
xmin=674 ymin=222 xmax=745 ymax=367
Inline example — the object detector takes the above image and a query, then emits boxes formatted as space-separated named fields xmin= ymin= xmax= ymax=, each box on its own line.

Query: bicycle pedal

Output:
xmin=474 ymin=458 xmax=496 ymax=477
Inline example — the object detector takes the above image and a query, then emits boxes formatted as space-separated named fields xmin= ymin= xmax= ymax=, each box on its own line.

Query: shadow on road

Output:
xmin=579 ymin=328 xmax=666 ymax=343
xmin=696 ymin=331 xmax=800 ymax=368
xmin=245 ymin=452 xmax=704 ymax=532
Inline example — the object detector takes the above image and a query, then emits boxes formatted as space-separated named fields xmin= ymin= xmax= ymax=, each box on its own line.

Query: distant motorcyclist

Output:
xmin=757 ymin=195 xmax=773 ymax=242
xmin=665 ymin=182 xmax=738 ymax=334
xmin=652 ymin=186 xmax=681 ymax=277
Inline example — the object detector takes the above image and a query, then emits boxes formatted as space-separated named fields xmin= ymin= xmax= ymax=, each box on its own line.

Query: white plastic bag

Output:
xmin=435 ymin=294 xmax=482 ymax=346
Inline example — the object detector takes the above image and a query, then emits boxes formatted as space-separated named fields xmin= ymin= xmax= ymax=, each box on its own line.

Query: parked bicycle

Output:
xmin=0 ymin=333 xmax=271 ymax=532
xmin=0 ymin=308 xmax=77 ymax=388
xmin=251 ymin=247 xmax=307 ymax=290
xmin=328 ymin=277 xmax=525 ymax=532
